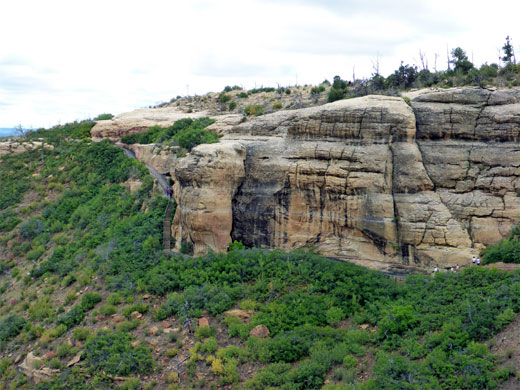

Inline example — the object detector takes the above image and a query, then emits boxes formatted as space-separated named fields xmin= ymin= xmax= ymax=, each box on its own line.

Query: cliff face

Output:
xmin=171 ymin=88 xmax=520 ymax=270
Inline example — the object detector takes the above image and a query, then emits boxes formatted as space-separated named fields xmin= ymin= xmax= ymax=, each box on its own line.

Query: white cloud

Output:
xmin=0 ymin=0 xmax=518 ymax=127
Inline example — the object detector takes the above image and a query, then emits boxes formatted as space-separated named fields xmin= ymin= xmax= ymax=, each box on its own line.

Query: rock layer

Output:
xmin=171 ymin=88 xmax=520 ymax=269
xmin=0 ymin=140 xmax=53 ymax=158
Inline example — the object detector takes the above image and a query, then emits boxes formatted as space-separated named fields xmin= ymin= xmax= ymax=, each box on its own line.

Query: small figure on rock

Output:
xmin=433 ymin=266 xmax=439 ymax=273
xmin=166 ymin=187 xmax=173 ymax=199
xmin=477 ymin=257 xmax=481 ymax=265
xmin=472 ymin=256 xmax=476 ymax=265
xmin=455 ymin=264 xmax=460 ymax=272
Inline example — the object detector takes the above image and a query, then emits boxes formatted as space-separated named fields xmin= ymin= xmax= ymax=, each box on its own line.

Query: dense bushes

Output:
xmin=31 ymin=119 xmax=95 ymax=141
xmin=327 ymin=76 xmax=348 ymax=102
xmin=0 ymin=209 xmax=21 ymax=232
xmin=0 ymin=315 xmax=27 ymax=343
xmin=483 ymin=224 xmax=520 ymax=264
xmin=120 ymin=117 xmax=217 ymax=151
xmin=0 ymin=152 xmax=33 ymax=209
xmin=93 ymin=113 xmax=114 ymax=121
xmin=244 ymin=105 xmax=265 ymax=116
xmin=84 ymin=330 xmax=153 ymax=376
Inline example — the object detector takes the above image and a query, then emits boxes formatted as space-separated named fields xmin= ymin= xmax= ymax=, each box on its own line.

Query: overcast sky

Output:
xmin=0 ymin=0 xmax=517 ymax=128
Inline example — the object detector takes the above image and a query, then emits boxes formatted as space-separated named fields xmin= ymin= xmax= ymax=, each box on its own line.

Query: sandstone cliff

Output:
xmin=171 ymin=88 xmax=520 ymax=269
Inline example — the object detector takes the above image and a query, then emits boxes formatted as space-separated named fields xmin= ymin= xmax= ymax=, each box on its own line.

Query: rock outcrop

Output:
xmin=115 ymin=142 xmax=179 ymax=175
xmin=0 ymin=140 xmax=53 ymax=158
xmin=172 ymin=141 xmax=246 ymax=255
xmin=170 ymin=88 xmax=520 ymax=269
xmin=91 ymin=107 xmax=243 ymax=142
xmin=91 ymin=107 xmax=211 ymax=141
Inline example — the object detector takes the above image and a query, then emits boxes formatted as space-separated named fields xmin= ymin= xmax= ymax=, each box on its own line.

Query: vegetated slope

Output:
xmin=0 ymin=121 xmax=519 ymax=390
xmin=490 ymin=314 xmax=520 ymax=390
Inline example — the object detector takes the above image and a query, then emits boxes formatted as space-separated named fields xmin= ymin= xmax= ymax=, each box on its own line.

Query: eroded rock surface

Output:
xmin=170 ymin=88 xmax=520 ymax=269
xmin=0 ymin=140 xmax=53 ymax=158
xmin=115 ymin=142 xmax=179 ymax=175
xmin=172 ymin=141 xmax=246 ymax=255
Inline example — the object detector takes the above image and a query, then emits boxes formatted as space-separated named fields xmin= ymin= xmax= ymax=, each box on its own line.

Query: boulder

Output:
xmin=249 ymin=325 xmax=270 ymax=338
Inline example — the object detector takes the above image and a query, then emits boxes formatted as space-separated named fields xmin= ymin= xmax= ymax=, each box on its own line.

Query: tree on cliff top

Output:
xmin=450 ymin=47 xmax=474 ymax=74
xmin=501 ymin=36 xmax=516 ymax=65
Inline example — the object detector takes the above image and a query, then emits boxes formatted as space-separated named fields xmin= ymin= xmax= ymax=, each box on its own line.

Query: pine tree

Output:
xmin=501 ymin=36 xmax=515 ymax=64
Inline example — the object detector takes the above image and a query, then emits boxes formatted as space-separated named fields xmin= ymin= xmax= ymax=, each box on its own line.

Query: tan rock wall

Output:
xmin=169 ymin=89 xmax=520 ymax=270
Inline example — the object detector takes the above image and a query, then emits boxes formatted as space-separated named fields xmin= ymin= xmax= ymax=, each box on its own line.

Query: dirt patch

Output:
xmin=490 ymin=315 xmax=520 ymax=389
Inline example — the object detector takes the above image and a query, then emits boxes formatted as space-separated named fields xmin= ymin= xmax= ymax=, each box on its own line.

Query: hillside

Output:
xmin=0 ymin=107 xmax=519 ymax=389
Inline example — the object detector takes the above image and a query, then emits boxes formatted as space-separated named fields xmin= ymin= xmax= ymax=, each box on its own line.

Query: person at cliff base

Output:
xmin=477 ymin=258 xmax=481 ymax=265
xmin=472 ymin=256 xmax=476 ymax=265
xmin=455 ymin=264 xmax=460 ymax=272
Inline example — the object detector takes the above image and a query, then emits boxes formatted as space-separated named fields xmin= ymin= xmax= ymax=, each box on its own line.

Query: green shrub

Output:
xmin=0 ymin=315 xmax=27 ymax=342
xmin=224 ymin=316 xmax=250 ymax=340
xmin=73 ymin=327 xmax=92 ymax=341
xmin=200 ymin=338 xmax=218 ymax=354
xmin=218 ymin=93 xmax=231 ymax=103
xmin=195 ymin=325 xmax=215 ymax=339
xmin=20 ymin=218 xmax=44 ymax=239
xmin=56 ymin=305 xmax=85 ymax=329
xmin=84 ymin=330 xmax=153 ymax=376
xmin=27 ymin=246 xmax=45 ymax=261
xmin=29 ymin=297 xmax=53 ymax=321
xmin=94 ymin=113 xmax=114 ymax=121
xmin=228 ymin=101 xmax=237 ymax=111
xmin=107 ymin=292 xmax=122 ymax=306
xmin=0 ymin=209 xmax=21 ymax=232
xmin=343 ymin=354 xmax=358 ymax=369
xmin=117 ymin=319 xmax=141 ymax=332
xmin=57 ymin=342 xmax=73 ymax=358
xmin=166 ymin=348 xmax=178 ymax=358
xmin=483 ymin=226 xmax=520 ymax=264
xmin=180 ymin=240 xmax=193 ymax=255
xmin=325 ymin=306 xmax=344 ymax=326
xmin=80 ymin=292 xmax=102 ymax=310
xmin=327 ymin=87 xmax=345 ymax=103
xmin=244 ymin=105 xmax=264 ymax=116
xmin=122 ymin=304 xmax=148 ymax=318
xmin=99 ymin=305 xmax=117 ymax=316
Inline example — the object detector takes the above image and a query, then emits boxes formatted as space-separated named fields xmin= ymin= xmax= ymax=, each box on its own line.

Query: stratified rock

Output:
xmin=170 ymin=88 xmax=520 ymax=269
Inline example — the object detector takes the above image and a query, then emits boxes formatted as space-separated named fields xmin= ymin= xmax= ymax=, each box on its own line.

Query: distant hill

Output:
xmin=0 ymin=128 xmax=15 ymax=137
